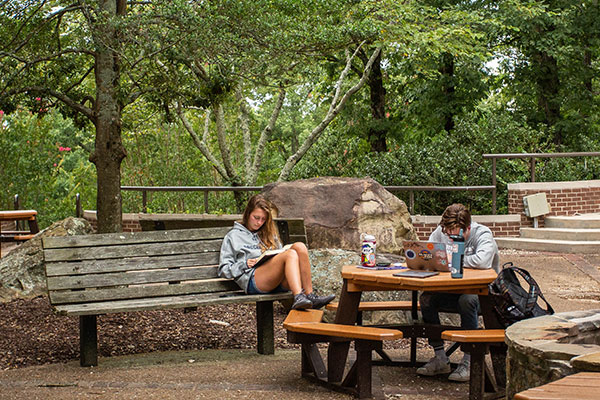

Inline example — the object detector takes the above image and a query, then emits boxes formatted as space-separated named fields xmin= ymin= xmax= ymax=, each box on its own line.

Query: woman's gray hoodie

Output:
xmin=218 ymin=222 xmax=280 ymax=293
xmin=428 ymin=221 xmax=500 ymax=273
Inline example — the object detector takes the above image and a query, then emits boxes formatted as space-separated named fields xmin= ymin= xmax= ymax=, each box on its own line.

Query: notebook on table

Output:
xmin=402 ymin=240 xmax=451 ymax=272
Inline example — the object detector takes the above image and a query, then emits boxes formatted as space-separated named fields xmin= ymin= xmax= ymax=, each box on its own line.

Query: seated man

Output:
xmin=416 ymin=203 xmax=499 ymax=382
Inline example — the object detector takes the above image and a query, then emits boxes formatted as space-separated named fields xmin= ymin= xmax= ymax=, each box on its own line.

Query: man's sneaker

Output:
xmin=291 ymin=293 xmax=312 ymax=310
xmin=306 ymin=292 xmax=335 ymax=309
xmin=416 ymin=356 xmax=451 ymax=376
xmin=448 ymin=360 xmax=470 ymax=382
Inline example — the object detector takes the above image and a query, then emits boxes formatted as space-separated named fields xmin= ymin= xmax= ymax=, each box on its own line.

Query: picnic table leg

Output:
xmin=256 ymin=301 xmax=274 ymax=354
xmin=80 ymin=315 xmax=98 ymax=367
xmin=479 ymin=294 xmax=507 ymax=396
xmin=329 ymin=280 xmax=362 ymax=382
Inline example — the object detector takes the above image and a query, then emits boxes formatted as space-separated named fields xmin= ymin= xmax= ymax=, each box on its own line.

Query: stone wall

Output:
xmin=508 ymin=180 xmax=600 ymax=228
xmin=505 ymin=309 xmax=600 ymax=399
xmin=412 ymin=214 xmax=521 ymax=240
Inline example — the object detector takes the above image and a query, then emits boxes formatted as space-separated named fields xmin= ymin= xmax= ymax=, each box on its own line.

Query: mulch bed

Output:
xmin=1 ymin=296 xmax=413 ymax=370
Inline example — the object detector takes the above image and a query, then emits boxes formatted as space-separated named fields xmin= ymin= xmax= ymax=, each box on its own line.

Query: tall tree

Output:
xmin=0 ymin=1 xmax=186 ymax=232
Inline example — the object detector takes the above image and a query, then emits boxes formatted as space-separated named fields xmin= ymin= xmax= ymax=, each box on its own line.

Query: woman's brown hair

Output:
xmin=242 ymin=194 xmax=280 ymax=250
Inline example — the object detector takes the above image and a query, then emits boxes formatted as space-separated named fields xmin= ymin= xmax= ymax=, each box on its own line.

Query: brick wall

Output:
xmin=507 ymin=180 xmax=600 ymax=228
xmin=83 ymin=211 xmax=141 ymax=232
xmin=411 ymin=215 xmax=521 ymax=240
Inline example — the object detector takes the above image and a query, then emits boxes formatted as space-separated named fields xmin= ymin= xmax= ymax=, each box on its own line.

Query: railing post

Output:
xmin=142 ymin=190 xmax=147 ymax=213
xmin=491 ymin=158 xmax=497 ymax=215
xmin=530 ymin=158 xmax=536 ymax=182
xmin=76 ymin=193 xmax=83 ymax=218
xmin=204 ymin=191 xmax=209 ymax=214
xmin=13 ymin=194 xmax=23 ymax=230
xmin=13 ymin=194 xmax=20 ymax=210
xmin=409 ymin=191 xmax=415 ymax=214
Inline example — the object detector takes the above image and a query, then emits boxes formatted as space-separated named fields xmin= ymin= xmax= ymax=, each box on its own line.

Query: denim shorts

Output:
xmin=246 ymin=270 xmax=287 ymax=295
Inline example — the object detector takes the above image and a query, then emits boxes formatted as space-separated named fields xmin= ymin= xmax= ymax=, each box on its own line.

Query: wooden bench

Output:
xmin=284 ymin=309 xmax=403 ymax=398
xmin=514 ymin=372 xmax=600 ymax=400
xmin=441 ymin=329 xmax=506 ymax=400
xmin=43 ymin=227 xmax=293 ymax=367
xmin=137 ymin=213 xmax=308 ymax=245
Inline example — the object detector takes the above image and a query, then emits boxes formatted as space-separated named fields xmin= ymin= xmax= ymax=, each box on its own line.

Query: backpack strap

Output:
xmin=507 ymin=266 xmax=554 ymax=314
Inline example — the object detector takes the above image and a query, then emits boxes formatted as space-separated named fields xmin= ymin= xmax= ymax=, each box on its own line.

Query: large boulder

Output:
xmin=262 ymin=177 xmax=417 ymax=253
xmin=0 ymin=217 xmax=93 ymax=302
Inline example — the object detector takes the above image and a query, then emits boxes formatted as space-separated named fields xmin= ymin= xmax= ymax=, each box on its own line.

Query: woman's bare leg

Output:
xmin=290 ymin=242 xmax=313 ymax=294
xmin=253 ymin=249 xmax=303 ymax=294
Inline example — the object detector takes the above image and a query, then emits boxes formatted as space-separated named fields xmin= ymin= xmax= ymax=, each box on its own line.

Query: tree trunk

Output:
xmin=439 ymin=52 xmax=455 ymax=133
xmin=367 ymin=51 xmax=387 ymax=152
xmin=88 ymin=0 xmax=127 ymax=233
xmin=533 ymin=50 xmax=561 ymax=144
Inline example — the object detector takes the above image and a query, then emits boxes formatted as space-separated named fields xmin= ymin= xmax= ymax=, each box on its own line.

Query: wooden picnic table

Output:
xmin=514 ymin=372 xmax=600 ymax=400
xmin=329 ymin=265 xmax=505 ymax=399
xmin=0 ymin=210 xmax=39 ymax=257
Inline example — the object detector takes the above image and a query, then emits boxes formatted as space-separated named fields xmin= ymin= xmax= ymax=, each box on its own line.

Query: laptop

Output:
xmin=402 ymin=241 xmax=451 ymax=272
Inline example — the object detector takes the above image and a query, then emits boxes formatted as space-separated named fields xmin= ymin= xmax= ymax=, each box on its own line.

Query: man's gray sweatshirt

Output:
xmin=428 ymin=221 xmax=500 ymax=273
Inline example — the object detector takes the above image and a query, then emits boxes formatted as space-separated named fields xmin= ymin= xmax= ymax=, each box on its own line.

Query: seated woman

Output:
xmin=218 ymin=194 xmax=335 ymax=310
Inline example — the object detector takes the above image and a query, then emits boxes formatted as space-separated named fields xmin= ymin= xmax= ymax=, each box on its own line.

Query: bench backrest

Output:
xmin=137 ymin=214 xmax=307 ymax=244
xmin=43 ymin=227 xmax=236 ymax=308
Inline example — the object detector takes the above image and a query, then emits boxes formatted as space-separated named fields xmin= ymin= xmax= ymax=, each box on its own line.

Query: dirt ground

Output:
xmin=0 ymin=248 xmax=599 ymax=399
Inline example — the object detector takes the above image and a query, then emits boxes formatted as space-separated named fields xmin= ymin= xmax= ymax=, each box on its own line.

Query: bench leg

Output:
xmin=346 ymin=340 xmax=379 ymax=399
xmin=80 ymin=315 xmax=98 ymax=367
xmin=256 ymin=301 xmax=274 ymax=355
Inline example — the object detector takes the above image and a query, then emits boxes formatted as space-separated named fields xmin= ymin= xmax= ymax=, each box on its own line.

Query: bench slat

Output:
xmin=326 ymin=300 xmax=417 ymax=312
xmin=284 ymin=322 xmax=403 ymax=341
xmin=53 ymin=291 xmax=293 ymax=316
xmin=441 ymin=329 xmax=505 ymax=343
xmin=42 ymin=227 xmax=230 ymax=249
xmin=44 ymin=239 xmax=222 ymax=262
xmin=47 ymin=266 xmax=219 ymax=290
xmin=283 ymin=309 xmax=324 ymax=325
xmin=49 ymin=279 xmax=240 ymax=305
xmin=45 ymin=252 xmax=220 ymax=277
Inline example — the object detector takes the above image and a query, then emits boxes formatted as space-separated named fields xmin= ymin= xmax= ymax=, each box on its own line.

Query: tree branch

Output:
xmin=213 ymin=104 xmax=239 ymax=183
xmin=248 ymin=86 xmax=285 ymax=184
xmin=6 ymin=86 xmax=94 ymax=120
xmin=176 ymin=104 xmax=230 ymax=180
xmin=277 ymin=45 xmax=381 ymax=181
xmin=236 ymin=87 xmax=253 ymax=180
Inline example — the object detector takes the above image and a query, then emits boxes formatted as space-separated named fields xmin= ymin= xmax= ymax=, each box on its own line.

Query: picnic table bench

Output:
xmin=284 ymin=309 xmax=403 ymax=398
xmin=43 ymin=226 xmax=294 ymax=367
xmin=0 ymin=209 xmax=39 ymax=256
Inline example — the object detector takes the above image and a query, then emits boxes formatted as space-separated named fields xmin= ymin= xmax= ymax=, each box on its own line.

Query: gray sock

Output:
xmin=461 ymin=353 xmax=471 ymax=365
xmin=434 ymin=347 xmax=449 ymax=363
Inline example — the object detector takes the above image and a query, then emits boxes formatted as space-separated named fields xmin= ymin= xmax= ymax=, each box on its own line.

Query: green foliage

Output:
xmin=0 ymin=109 xmax=95 ymax=228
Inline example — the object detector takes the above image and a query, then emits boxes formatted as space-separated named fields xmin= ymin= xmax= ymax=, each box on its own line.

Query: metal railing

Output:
xmin=120 ymin=185 xmax=495 ymax=214
xmin=483 ymin=152 xmax=600 ymax=214
xmin=120 ymin=186 xmax=263 ymax=214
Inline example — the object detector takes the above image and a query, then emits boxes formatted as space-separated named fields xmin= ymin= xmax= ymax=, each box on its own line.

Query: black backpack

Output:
xmin=488 ymin=262 xmax=554 ymax=328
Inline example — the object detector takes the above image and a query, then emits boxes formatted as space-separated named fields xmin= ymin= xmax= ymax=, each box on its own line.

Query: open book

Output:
xmin=254 ymin=244 xmax=292 ymax=267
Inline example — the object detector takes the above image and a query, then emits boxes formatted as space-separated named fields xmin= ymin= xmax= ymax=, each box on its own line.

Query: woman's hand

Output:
xmin=247 ymin=258 xmax=258 ymax=268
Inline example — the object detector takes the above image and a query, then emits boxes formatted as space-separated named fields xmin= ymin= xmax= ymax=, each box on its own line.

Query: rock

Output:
xmin=0 ymin=217 xmax=93 ymax=302
xmin=262 ymin=177 xmax=417 ymax=252
xmin=308 ymin=248 xmax=415 ymax=325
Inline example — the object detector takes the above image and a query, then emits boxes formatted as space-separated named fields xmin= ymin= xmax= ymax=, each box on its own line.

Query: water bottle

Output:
xmin=360 ymin=233 xmax=376 ymax=267
xmin=450 ymin=229 xmax=465 ymax=279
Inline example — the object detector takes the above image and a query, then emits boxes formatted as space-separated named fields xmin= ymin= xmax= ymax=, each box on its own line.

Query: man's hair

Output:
xmin=439 ymin=203 xmax=471 ymax=232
